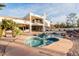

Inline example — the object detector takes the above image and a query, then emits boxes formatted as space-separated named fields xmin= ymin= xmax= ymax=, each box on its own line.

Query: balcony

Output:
xmin=32 ymin=19 xmax=43 ymax=24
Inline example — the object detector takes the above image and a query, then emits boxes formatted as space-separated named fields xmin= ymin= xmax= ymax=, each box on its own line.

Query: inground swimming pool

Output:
xmin=24 ymin=33 xmax=60 ymax=47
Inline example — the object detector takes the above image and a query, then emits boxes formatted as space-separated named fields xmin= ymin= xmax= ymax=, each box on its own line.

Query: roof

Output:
xmin=0 ymin=13 xmax=51 ymax=25
xmin=0 ymin=16 xmax=22 ymax=20
xmin=23 ymin=12 xmax=44 ymax=19
xmin=0 ymin=16 xmax=31 ymax=24
xmin=30 ymin=12 xmax=44 ymax=18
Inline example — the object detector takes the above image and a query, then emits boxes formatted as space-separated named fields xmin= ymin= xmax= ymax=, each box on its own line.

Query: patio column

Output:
xmin=43 ymin=13 xmax=46 ymax=32
xmin=23 ymin=25 xmax=25 ymax=32
xmin=23 ymin=27 xmax=24 ymax=31
xmin=29 ymin=13 xmax=32 ymax=33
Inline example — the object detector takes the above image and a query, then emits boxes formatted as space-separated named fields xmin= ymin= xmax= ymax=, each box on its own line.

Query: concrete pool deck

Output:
xmin=40 ymin=38 xmax=73 ymax=54
xmin=0 ymin=35 xmax=73 ymax=56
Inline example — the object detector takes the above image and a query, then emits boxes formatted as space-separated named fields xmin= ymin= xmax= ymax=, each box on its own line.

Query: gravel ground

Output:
xmin=66 ymin=34 xmax=79 ymax=56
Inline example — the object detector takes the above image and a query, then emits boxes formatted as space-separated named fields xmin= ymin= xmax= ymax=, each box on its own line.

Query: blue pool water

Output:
xmin=24 ymin=33 xmax=63 ymax=47
xmin=25 ymin=36 xmax=59 ymax=47
xmin=46 ymin=38 xmax=59 ymax=45
xmin=51 ymin=33 xmax=64 ymax=38
xmin=38 ymin=33 xmax=64 ymax=38
xmin=25 ymin=36 xmax=44 ymax=47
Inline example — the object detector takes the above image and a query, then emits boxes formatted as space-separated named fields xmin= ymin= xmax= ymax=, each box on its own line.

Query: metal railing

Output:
xmin=45 ymin=28 xmax=79 ymax=33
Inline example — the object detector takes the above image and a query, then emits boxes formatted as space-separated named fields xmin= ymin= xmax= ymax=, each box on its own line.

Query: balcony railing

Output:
xmin=32 ymin=19 xmax=43 ymax=24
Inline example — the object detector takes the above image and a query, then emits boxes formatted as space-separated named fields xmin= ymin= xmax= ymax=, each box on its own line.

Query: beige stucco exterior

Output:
xmin=0 ymin=12 xmax=51 ymax=32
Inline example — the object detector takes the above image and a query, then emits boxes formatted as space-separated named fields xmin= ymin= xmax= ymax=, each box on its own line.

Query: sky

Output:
xmin=0 ymin=3 xmax=79 ymax=24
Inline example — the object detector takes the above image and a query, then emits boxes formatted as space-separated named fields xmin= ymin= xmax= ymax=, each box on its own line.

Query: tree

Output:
xmin=77 ymin=19 xmax=79 ymax=27
xmin=54 ymin=23 xmax=60 ymax=28
xmin=66 ymin=13 xmax=78 ymax=28
xmin=0 ymin=4 xmax=6 ymax=38
xmin=54 ymin=22 xmax=67 ymax=28
xmin=0 ymin=19 xmax=22 ymax=37
xmin=59 ymin=23 xmax=66 ymax=28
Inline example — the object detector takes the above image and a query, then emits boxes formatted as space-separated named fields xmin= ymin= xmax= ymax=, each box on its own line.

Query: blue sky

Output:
xmin=0 ymin=3 xmax=79 ymax=23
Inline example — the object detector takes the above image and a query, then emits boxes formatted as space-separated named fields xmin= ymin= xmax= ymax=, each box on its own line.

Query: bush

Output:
xmin=0 ymin=27 xmax=3 ymax=37
xmin=12 ymin=27 xmax=23 ymax=37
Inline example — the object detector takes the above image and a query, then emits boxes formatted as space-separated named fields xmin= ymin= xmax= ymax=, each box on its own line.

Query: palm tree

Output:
xmin=1 ymin=19 xmax=22 ymax=37
xmin=0 ymin=4 xmax=6 ymax=38
xmin=2 ymin=19 xmax=16 ymax=37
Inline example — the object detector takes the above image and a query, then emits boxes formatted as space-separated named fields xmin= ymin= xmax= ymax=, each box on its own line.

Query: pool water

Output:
xmin=24 ymin=33 xmax=64 ymax=47
xmin=38 ymin=33 xmax=64 ymax=38
xmin=25 ymin=35 xmax=59 ymax=47
xmin=46 ymin=38 xmax=59 ymax=45
xmin=51 ymin=33 xmax=64 ymax=38
xmin=25 ymin=36 xmax=44 ymax=47
xmin=38 ymin=33 xmax=48 ymax=38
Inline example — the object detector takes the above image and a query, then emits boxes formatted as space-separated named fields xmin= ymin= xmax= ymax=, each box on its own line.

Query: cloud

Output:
xmin=51 ymin=15 xmax=66 ymax=24
xmin=40 ymin=3 xmax=79 ymax=23
xmin=0 ymin=3 xmax=79 ymax=23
